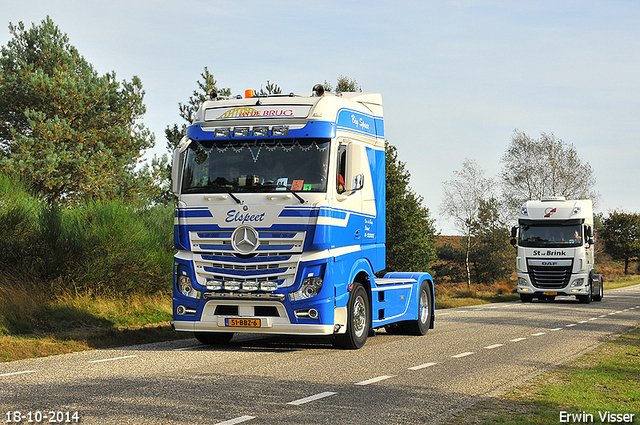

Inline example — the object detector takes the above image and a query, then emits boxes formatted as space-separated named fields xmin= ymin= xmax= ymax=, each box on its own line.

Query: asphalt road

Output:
xmin=2 ymin=285 xmax=639 ymax=425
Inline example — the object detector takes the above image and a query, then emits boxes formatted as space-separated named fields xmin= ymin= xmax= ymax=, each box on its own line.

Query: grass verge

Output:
xmin=446 ymin=326 xmax=640 ymax=424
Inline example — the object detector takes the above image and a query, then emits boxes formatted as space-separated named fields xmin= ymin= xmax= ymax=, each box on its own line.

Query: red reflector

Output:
xmin=348 ymin=283 xmax=354 ymax=291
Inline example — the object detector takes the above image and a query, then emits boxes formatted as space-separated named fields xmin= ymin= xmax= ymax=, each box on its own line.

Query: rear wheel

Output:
xmin=194 ymin=332 xmax=234 ymax=345
xmin=333 ymin=283 xmax=369 ymax=349
xmin=401 ymin=280 xmax=433 ymax=336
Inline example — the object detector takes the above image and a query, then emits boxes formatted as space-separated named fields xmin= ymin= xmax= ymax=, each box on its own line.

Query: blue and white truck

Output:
xmin=170 ymin=84 xmax=434 ymax=348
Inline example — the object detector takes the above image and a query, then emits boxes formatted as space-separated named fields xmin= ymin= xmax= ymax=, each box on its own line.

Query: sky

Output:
xmin=2 ymin=0 xmax=639 ymax=234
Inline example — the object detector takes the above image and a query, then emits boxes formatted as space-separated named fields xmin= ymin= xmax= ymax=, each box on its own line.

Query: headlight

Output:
xmin=290 ymin=276 xmax=323 ymax=301
xmin=518 ymin=277 xmax=529 ymax=286
xmin=178 ymin=275 xmax=197 ymax=298
xmin=570 ymin=278 xmax=584 ymax=287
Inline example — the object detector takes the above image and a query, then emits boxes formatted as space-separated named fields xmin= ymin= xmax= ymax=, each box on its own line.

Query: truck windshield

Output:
xmin=518 ymin=223 xmax=584 ymax=248
xmin=181 ymin=138 xmax=330 ymax=194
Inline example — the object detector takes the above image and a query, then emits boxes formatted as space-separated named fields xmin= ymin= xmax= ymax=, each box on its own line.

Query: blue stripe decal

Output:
xmin=177 ymin=208 xmax=212 ymax=218
xmin=336 ymin=109 xmax=384 ymax=138
xmin=318 ymin=209 xmax=348 ymax=219
xmin=187 ymin=121 xmax=336 ymax=141
xmin=279 ymin=208 xmax=319 ymax=218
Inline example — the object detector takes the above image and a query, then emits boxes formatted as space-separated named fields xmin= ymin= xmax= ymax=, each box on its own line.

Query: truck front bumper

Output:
xmin=517 ymin=273 xmax=591 ymax=297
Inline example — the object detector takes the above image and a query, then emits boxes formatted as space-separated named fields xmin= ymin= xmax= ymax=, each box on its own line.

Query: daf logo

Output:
xmin=541 ymin=261 xmax=558 ymax=266
xmin=231 ymin=225 xmax=260 ymax=254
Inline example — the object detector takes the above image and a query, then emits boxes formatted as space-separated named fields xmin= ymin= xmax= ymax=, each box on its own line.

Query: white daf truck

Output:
xmin=511 ymin=197 xmax=603 ymax=303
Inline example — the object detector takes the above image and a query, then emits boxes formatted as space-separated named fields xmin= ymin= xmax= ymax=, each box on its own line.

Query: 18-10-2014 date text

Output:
xmin=5 ymin=411 xmax=80 ymax=423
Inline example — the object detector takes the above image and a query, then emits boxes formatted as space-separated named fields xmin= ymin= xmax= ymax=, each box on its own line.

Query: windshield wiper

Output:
xmin=287 ymin=188 xmax=305 ymax=204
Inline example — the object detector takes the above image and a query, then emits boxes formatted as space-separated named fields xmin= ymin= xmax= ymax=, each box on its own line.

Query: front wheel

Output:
xmin=333 ymin=283 xmax=369 ymax=349
xmin=592 ymin=275 xmax=604 ymax=302
xmin=520 ymin=294 xmax=533 ymax=303
xmin=578 ymin=283 xmax=592 ymax=304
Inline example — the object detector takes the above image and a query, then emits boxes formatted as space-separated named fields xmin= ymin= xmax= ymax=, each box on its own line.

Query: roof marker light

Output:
xmin=253 ymin=126 xmax=269 ymax=137
xmin=245 ymin=89 xmax=255 ymax=98
xmin=214 ymin=128 xmax=231 ymax=138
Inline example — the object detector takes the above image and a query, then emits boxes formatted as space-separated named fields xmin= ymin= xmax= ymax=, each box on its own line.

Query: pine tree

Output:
xmin=0 ymin=17 xmax=154 ymax=204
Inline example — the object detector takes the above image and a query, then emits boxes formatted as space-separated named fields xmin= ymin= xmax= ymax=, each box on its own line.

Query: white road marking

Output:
xmin=287 ymin=391 xmax=336 ymax=405
xmin=531 ymin=332 xmax=546 ymax=336
xmin=355 ymin=375 xmax=396 ymax=385
xmin=578 ymin=321 xmax=588 ymax=324
xmin=452 ymin=352 xmax=474 ymax=358
xmin=409 ymin=362 xmax=437 ymax=370
xmin=0 ymin=370 xmax=35 ymax=377
xmin=600 ymin=315 xmax=608 ymax=317
xmin=565 ymin=324 xmax=577 ymax=327
xmin=510 ymin=338 xmax=526 ymax=342
xmin=550 ymin=328 xmax=563 ymax=331
xmin=215 ymin=416 xmax=255 ymax=425
xmin=88 ymin=355 xmax=137 ymax=363
xmin=484 ymin=344 xmax=503 ymax=349
xmin=173 ymin=345 xmax=202 ymax=351
xmin=589 ymin=318 xmax=598 ymax=321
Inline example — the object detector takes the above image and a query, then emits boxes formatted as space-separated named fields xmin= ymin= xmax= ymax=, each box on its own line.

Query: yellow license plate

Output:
xmin=543 ymin=291 xmax=558 ymax=296
xmin=225 ymin=318 xmax=261 ymax=328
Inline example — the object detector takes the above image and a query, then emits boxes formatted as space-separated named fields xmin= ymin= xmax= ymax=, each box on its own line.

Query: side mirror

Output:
xmin=350 ymin=173 xmax=364 ymax=191
xmin=510 ymin=226 xmax=518 ymax=238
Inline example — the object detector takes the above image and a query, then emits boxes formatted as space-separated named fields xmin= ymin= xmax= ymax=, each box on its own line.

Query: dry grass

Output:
xmin=435 ymin=280 xmax=520 ymax=309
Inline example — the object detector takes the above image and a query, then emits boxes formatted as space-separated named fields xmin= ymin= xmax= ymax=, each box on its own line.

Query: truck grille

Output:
xmin=190 ymin=229 xmax=305 ymax=288
xmin=527 ymin=259 xmax=573 ymax=289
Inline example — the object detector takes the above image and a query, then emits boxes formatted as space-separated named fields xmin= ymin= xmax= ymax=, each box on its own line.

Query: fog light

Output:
xmin=224 ymin=280 xmax=241 ymax=291
xmin=260 ymin=281 xmax=278 ymax=292
xmin=521 ymin=287 xmax=531 ymax=292
xmin=242 ymin=281 xmax=259 ymax=291
xmin=206 ymin=279 xmax=223 ymax=290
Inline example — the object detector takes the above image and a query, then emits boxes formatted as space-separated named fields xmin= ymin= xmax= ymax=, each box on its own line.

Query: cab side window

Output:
xmin=337 ymin=145 xmax=346 ymax=194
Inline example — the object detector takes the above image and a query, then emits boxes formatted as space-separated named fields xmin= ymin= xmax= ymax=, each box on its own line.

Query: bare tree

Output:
xmin=500 ymin=130 xmax=598 ymax=210
xmin=440 ymin=159 xmax=496 ymax=287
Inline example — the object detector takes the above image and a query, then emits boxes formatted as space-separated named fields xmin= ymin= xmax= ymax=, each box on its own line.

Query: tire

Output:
xmin=333 ymin=283 xmax=369 ymax=349
xmin=520 ymin=294 xmax=533 ymax=303
xmin=592 ymin=275 xmax=604 ymax=302
xmin=194 ymin=332 xmax=234 ymax=345
xmin=401 ymin=280 xmax=433 ymax=336
xmin=578 ymin=283 xmax=592 ymax=304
